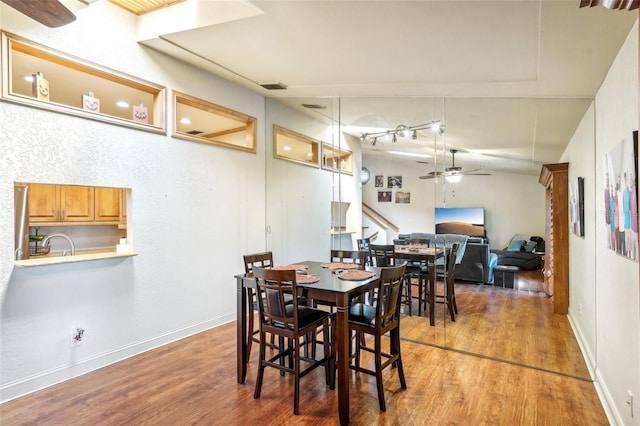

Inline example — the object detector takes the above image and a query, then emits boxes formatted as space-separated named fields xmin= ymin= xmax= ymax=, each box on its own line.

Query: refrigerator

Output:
xmin=14 ymin=184 xmax=30 ymax=260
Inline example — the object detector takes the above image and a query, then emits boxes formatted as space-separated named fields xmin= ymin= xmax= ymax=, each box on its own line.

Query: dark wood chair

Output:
xmin=252 ymin=267 xmax=334 ymax=415
xmin=368 ymin=244 xmax=396 ymax=267
xmin=348 ymin=263 xmax=407 ymax=411
xmin=396 ymin=238 xmax=430 ymax=316
xmin=356 ymin=237 xmax=371 ymax=265
xmin=243 ymin=251 xmax=274 ymax=363
xmin=431 ymin=243 xmax=460 ymax=321
xmin=330 ymin=249 xmax=366 ymax=268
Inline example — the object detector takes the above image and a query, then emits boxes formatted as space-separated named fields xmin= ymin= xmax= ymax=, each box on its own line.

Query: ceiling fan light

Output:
xmin=446 ymin=174 xmax=462 ymax=183
xmin=412 ymin=130 xmax=417 ymax=140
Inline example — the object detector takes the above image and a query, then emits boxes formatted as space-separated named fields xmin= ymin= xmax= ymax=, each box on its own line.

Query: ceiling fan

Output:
xmin=419 ymin=149 xmax=491 ymax=180
xmin=1 ymin=0 xmax=76 ymax=28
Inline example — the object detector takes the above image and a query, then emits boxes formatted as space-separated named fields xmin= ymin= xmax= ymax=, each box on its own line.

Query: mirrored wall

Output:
xmin=264 ymin=96 xmax=594 ymax=379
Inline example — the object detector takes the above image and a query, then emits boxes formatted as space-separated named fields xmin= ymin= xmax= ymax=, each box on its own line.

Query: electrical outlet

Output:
xmin=628 ymin=390 xmax=634 ymax=418
xmin=71 ymin=327 xmax=85 ymax=347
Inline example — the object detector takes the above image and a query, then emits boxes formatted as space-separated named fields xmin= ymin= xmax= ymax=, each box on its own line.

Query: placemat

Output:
xmin=320 ymin=262 xmax=360 ymax=270
xmin=296 ymin=274 xmax=320 ymax=284
xmin=337 ymin=270 xmax=376 ymax=281
xmin=272 ymin=264 xmax=308 ymax=271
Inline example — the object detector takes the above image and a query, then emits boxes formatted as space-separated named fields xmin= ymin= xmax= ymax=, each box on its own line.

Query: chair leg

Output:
xmin=293 ymin=336 xmax=301 ymax=415
xmin=392 ymin=328 xmax=407 ymax=389
xmin=374 ymin=333 xmax=386 ymax=412
xmin=246 ymin=289 xmax=254 ymax=363
xmin=254 ymin=332 xmax=266 ymax=400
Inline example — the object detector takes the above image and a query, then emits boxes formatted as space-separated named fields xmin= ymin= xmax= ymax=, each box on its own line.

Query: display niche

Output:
xmin=173 ymin=91 xmax=257 ymax=153
xmin=1 ymin=31 xmax=166 ymax=133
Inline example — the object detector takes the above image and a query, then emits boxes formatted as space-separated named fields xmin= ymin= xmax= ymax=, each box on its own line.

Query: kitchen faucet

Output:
xmin=41 ymin=233 xmax=76 ymax=256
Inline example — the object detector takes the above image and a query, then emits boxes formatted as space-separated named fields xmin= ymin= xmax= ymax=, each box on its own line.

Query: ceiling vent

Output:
xmin=302 ymin=104 xmax=327 ymax=109
xmin=259 ymin=82 xmax=287 ymax=90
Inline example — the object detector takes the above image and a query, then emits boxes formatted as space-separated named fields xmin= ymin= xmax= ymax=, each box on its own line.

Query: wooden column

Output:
xmin=539 ymin=163 xmax=569 ymax=314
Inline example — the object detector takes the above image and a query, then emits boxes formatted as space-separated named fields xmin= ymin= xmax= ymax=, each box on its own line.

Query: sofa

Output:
xmin=395 ymin=232 xmax=498 ymax=284
xmin=491 ymin=234 xmax=544 ymax=271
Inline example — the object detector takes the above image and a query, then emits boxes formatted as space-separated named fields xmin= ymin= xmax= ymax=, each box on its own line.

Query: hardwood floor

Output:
xmin=0 ymin=274 xmax=607 ymax=425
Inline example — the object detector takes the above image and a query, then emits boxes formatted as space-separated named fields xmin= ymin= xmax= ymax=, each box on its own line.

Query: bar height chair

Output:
xmin=348 ymin=263 xmax=407 ymax=411
xmin=252 ymin=267 xmax=334 ymax=415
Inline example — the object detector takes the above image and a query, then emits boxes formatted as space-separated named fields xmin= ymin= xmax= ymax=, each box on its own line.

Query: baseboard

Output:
xmin=567 ymin=309 xmax=596 ymax=379
xmin=0 ymin=314 xmax=235 ymax=403
xmin=594 ymin=367 xmax=624 ymax=425
xmin=567 ymin=309 xmax=621 ymax=425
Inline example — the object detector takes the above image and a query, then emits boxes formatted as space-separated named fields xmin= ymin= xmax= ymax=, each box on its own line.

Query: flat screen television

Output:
xmin=434 ymin=207 xmax=485 ymax=237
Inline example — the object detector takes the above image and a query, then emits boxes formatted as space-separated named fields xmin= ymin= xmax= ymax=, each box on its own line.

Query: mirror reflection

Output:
xmin=265 ymin=96 xmax=592 ymax=379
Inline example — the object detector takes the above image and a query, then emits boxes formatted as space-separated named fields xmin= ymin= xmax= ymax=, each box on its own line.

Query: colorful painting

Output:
xmin=603 ymin=132 xmax=638 ymax=260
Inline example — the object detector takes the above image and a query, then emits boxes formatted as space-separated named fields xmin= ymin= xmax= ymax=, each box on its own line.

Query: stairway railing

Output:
xmin=362 ymin=202 xmax=400 ymax=233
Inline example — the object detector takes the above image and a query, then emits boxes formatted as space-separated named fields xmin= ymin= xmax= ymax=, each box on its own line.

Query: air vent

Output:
xmin=259 ymin=82 xmax=288 ymax=90
xmin=186 ymin=130 xmax=203 ymax=135
xmin=302 ymin=104 xmax=327 ymax=110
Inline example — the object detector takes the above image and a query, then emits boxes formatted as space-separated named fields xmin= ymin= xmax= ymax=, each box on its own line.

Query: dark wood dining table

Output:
xmin=235 ymin=260 xmax=380 ymax=426
xmin=394 ymin=245 xmax=445 ymax=326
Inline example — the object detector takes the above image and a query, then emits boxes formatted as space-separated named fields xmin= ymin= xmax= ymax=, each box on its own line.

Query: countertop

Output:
xmin=14 ymin=248 xmax=137 ymax=267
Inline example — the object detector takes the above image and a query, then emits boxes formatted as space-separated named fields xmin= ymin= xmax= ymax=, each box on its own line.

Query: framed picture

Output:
xmin=570 ymin=177 xmax=584 ymax=237
xmin=375 ymin=175 xmax=384 ymax=187
xmin=603 ymin=131 xmax=638 ymax=260
xmin=388 ymin=176 xmax=402 ymax=188
xmin=395 ymin=191 xmax=410 ymax=204
xmin=378 ymin=191 xmax=392 ymax=202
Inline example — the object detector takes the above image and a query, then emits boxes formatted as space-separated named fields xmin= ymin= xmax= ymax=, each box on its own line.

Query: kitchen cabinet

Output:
xmin=119 ymin=189 xmax=127 ymax=229
xmin=28 ymin=184 xmax=122 ymax=225
xmin=539 ymin=162 xmax=569 ymax=314
xmin=95 ymin=187 xmax=120 ymax=222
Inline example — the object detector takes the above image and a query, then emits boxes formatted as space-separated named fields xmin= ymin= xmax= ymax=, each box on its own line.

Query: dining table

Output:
xmin=394 ymin=245 xmax=445 ymax=326
xmin=235 ymin=260 xmax=380 ymax=426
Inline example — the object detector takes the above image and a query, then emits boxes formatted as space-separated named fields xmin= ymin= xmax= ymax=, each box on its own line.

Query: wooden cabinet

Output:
xmin=28 ymin=183 xmax=60 ymax=223
xmin=29 ymin=184 xmax=121 ymax=225
xmin=95 ymin=187 xmax=120 ymax=222
xmin=60 ymin=185 xmax=94 ymax=222
xmin=539 ymin=163 xmax=569 ymax=314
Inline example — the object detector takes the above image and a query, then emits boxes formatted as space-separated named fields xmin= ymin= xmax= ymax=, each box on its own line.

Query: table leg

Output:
xmin=336 ymin=298 xmax=350 ymax=426
xmin=237 ymin=276 xmax=248 ymax=384
xmin=428 ymin=262 xmax=436 ymax=326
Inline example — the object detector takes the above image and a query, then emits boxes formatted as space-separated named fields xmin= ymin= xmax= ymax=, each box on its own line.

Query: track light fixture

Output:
xmin=359 ymin=120 xmax=444 ymax=145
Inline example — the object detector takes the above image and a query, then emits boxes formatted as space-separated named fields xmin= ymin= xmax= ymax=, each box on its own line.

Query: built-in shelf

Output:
xmin=1 ymin=31 xmax=166 ymax=133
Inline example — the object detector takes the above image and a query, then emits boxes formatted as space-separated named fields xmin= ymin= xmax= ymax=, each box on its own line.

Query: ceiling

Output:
xmin=11 ymin=0 xmax=640 ymax=175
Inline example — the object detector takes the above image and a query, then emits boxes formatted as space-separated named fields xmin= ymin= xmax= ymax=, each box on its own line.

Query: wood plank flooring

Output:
xmin=0 ymin=272 xmax=607 ymax=425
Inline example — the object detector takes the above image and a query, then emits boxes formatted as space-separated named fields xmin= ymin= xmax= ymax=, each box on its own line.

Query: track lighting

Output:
xmin=359 ymin=120 xmax=444 ymax=145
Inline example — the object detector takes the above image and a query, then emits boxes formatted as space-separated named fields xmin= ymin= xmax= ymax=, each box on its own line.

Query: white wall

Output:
xmin=0 ymin=2 xmax=267 ymax=401
xmin=362 ymin=156 xmax=545 ymax=248
xmin=563 ymin=102 xmax=598 ymax=371
xmin=568 ymin=21 xmax=639 ymax=425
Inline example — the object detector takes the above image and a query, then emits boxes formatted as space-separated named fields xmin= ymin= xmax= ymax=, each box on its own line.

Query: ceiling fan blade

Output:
xmin=461 ymin=168 xmax=491 ymax=176
xmin=1 ymin=0 xmax=76 ymax=28
xmin=419 ymin=171 xmax=443 ymax=180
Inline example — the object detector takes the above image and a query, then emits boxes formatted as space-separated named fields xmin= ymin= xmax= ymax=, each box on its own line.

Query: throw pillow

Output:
xmin=507 ymin=240 xmax=525 ymax=252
